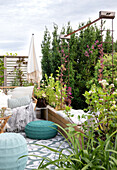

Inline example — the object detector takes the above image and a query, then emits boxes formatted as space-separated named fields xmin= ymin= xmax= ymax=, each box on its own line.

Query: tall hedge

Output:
xmin=41 ymin=21 xmax=114 ymax=109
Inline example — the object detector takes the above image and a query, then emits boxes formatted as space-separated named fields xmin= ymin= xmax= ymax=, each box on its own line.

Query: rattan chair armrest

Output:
xmin=32 ymin=96 xmax=37 ymax=110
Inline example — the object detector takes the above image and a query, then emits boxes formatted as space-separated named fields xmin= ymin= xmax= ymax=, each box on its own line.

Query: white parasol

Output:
xmin=27 ymin=34 xmax=42 ymax=86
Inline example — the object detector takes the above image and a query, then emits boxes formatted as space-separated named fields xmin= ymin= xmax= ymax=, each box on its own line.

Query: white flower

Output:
xmin=42 ymin=93 xmax=46 ymax=97
xmin=99 ymin=99 xmax=104 ymax=101
xmin=99 ymin=80 xmax=103 ymax=84
xmin=113 ymin=91 xmax=117 ymax=95
xmin=89 ymin=91 xmax=92 ymax=94
xmin=110 ymin=105 xmax=116 ymax=110
xmin=112 ymin=101 xmax=116 ymax=104
xmin=99 ymin=79 xmax=109 ymax=87
xmin=109 ymin=83 xmax=114 ymax=88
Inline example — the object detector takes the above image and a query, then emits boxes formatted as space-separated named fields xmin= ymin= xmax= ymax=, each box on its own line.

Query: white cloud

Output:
xmin=0 ymin=0 xmax=117 ymax=57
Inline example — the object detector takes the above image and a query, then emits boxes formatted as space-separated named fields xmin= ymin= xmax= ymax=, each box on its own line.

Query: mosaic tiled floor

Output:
xmin=20 ymin=132 xmax=70 ymax=170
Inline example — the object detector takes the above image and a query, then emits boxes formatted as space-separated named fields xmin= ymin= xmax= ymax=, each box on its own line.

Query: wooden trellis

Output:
xmin=0 ymin=55 xmax=28 ymax=86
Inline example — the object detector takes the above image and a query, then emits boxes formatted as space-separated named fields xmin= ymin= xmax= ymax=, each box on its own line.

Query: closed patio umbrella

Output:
xmin=27 ymin=34 xmax=42 ymax=86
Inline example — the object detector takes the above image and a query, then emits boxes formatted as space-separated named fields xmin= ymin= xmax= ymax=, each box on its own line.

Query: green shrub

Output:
xmin=84 ymin=79 xmax=117 ymax=137
xmin=0 ymin=58 xmax=5 ymax=86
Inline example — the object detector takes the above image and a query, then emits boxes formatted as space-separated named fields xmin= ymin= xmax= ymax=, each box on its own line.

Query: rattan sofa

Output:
xmin=0 ymin=86 xmax=37 ymax=132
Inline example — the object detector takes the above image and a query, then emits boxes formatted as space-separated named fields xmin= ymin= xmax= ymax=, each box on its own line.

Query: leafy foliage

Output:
xmin=41 ymin=21 xmax=115 ymax=109
xmin=103 ymin=29 xmax=112 ymax=53
xmin=34 ymin=73 xmax=67 ymax=109
xmin=89 ymin=53 xmax=117 ymax=87
xmin=114 ymin=40 xmax=117 ymax=52
xmin=41 ymin=27 xmax=53 ymax=79
xmin=0 ymin=58 xmax=5 ymax=86
xmin=83 ymin=79 xmax=117 ymax=136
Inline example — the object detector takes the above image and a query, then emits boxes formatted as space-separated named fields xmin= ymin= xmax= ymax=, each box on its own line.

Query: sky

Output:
xmin=0 ymin=0 xmax=117 ymax=57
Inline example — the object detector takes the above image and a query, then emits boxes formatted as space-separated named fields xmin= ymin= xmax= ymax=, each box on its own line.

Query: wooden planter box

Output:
xmin=48 ymin=106 xmax=84 ymax=146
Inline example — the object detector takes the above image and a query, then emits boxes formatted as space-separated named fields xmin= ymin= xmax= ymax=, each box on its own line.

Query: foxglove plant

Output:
xmin=84 ymin=40 xmax=105 ymax=87
xmin=58 ymin=48 xmax=72 ymax=108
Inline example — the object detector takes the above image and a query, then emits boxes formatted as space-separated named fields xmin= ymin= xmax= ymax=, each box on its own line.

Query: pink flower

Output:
xmin=100 ymin=59 xmax=104 ymax=63
xmin=92 ymin=45 xmax=94 ymax=49
xmin=98 ymin=44 xmax=102 ymax=48
xmin=95 ymin=40 xmax=99 ymax=43
xmin=61 ymin=49 xmax=64 ymax=53
xmin=68 ymin=87 xmax=71 ymax=90
xmin=87 ymin=45 xmax=89 ymax=48
xmin=99 ymin=69 xmax=103 ymax=73
xmin=85 ymin=51 xmax=89 ymax=57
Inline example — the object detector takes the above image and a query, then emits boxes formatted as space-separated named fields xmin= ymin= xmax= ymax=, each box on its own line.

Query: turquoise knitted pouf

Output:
xmin=25 ymin=120 xmax=58 ymax=139
xmin=0 ymin=133 xmax=28 ymax=170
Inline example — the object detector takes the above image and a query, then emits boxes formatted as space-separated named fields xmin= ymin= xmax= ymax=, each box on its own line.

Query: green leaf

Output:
xmin=109 ymin=156 xmax=117 ymax=165
xmin=81 ymin=160 xmax=93 ymax=170
xmin=106 ymin=150 xmax=117 ymax=155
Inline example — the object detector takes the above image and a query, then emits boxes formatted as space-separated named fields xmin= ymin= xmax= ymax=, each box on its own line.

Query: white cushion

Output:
xmin=7 ymin=86 xmax=34 ymax=99
xmin=0 ymin=91 xmax=12 ymax=108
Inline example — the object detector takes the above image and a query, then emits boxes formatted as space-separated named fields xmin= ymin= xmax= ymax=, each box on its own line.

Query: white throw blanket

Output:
xmin=7 ymin=102 xmax=36 ymax=132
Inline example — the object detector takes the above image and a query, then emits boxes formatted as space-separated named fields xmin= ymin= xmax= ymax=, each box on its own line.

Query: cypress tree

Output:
xmin=51 ymin=24 xmax=61 ymax=77
xmin=103 ymin=29 xmax=112 ymax=53
xmin=41 ymin=27 xmax=52 ymax=79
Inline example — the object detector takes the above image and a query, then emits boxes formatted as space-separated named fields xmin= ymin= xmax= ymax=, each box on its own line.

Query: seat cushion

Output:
xmin=8 ymin=95 xmax=31 ymax=109
xmin=25 ymin=120 xmax=58 ymax=139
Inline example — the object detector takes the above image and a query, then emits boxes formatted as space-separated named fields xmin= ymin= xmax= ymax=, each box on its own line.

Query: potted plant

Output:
xmin=34 ymin=86 xmax=47 ymax=108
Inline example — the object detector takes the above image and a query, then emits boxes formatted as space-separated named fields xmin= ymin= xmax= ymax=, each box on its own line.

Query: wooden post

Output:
xmin=4 ymin=56 xmax=7 ymax=86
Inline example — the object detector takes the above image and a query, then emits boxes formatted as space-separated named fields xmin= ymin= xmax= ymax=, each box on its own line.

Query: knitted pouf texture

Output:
xmin=0 ymin=133 xmax=28 ymax=170
xmin=25 ymin=120 xmax=58 ymax=139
